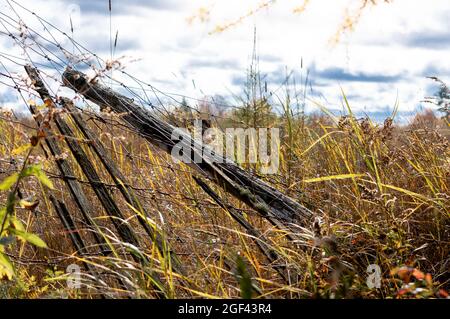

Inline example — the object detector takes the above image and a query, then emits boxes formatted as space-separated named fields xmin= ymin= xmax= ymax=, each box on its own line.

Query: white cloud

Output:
xmin=0 ymin=0 xmax=449 ymax=120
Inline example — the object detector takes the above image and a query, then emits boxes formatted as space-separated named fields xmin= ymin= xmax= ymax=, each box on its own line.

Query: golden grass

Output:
xmin=0 ymin=103 xmax=448 ymax=299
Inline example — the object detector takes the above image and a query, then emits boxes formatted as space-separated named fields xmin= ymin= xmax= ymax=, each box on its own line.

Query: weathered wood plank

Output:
xmin=60 ymin=97 xmax=185 ymax=275
xmin=49 ymin=195 xmax=87 ymax=256
xmin=24 ymin=66 xmax=109 ymax=254
xmin=54 ymin=114 xmax=140 ymax=246
xmin=26 ymin=65 xmax=167 ymax=299
xmin=26 ymin=65 xmax=138 ymax=246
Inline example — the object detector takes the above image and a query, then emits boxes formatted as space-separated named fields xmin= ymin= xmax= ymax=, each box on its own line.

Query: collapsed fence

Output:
xmin=0 ymin=0 xmax=317 ymax=297
xmin=20 ymin=62 xmax=314 ymax=296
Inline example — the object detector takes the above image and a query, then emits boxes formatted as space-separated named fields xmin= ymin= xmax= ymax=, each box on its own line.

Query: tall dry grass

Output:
xmin=0 ymin=92 xmax=448 ymax=299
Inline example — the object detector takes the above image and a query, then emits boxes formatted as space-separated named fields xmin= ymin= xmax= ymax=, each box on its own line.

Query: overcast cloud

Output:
xmin=0 ymin=0 xmax=449 ymax=122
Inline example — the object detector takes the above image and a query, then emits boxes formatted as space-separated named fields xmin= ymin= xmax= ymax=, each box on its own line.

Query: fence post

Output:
xmin=26 ymin=65 xmax=168 ymax=299
xmin=60 ymin=97 xmax=184 ymax=275
xmin=24 ymin=66 xmax=109 ymax=255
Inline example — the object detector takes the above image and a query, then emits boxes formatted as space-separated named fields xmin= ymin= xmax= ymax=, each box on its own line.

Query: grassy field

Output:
xmin=0 ymin=92 xmax=449 ymax=299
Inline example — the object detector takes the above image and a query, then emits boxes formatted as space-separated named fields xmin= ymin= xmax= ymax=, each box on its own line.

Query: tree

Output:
xmin=180 ymin=97 xmax=190 ymax=113
xmin=424 ymin=77 xmax=450 ymax=122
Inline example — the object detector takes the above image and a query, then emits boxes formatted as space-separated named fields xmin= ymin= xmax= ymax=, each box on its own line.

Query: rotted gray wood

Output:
xmin=60 ymin=97 xmax=184 ymax=275
xmin=49 ymin=195 xmax=127 ymax=299
xmin=26 ymin=66 xmax=175 ymax=299
xmin=58 ymin=109 xmax=139 ymax=246
xmin=49 ymin=194 xmax=87 ymax=256
xmin=25 ymin=66 xmax=139 ymax=247
xmin=24 ymin=66 xmax=109 ymax=254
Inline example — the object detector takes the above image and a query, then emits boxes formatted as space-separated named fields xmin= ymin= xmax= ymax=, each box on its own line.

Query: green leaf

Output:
xmin=235 ymin=255 xmax=253 ymax=299
xmin=9 ymin=229 xmax=47 ymax=248
xmin=0 ymin=207 xmax=5 ymax=222
xmin=11 ymin=143 xmax=31 ymax=156
xmin=6 ymin=191 xmax=16 ymax=215
xmin=0 ymin=207 xmax=11 ymax=235
xmin=21 ymin=164 xmax=42 ymax=178
xmin=21 ymin=164 xmax=54 ymax=189
xmin=0 ymin=173 xmax=19 ymax=191
xmin=0 ymin=251 xmax=14 ymax=280
xmin=10 ymin=216 xmax=25 ymax=232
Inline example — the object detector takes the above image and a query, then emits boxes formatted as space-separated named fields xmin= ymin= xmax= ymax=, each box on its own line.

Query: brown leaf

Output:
xmin=44 ymin=98 xmax=53 ymax=107
xmin=30 ymin=135 xmax=39 ymax=147
xmin=425 ymin=273 xmax=432 ymax=286
xmin=396 ymin=288 xmax=410 ymax=297
xmin=37 ymin=130 xmax=46 ymax=138
xmin=412 ymin=268 xmax=425 ymax=280
xmin=396 ymin=266 xmax=412 ymax=283
xmin=438 ymin=289 xmax=449 ymax=298
xmin=19 ymin=199 xmax=40 ymax=211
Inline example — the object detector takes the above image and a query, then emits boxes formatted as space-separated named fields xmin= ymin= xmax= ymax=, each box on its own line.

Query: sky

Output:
xmin=0 ymin=0 xmax=449 ymax=122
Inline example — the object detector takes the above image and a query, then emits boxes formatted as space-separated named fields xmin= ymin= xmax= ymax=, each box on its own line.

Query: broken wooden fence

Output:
xmin=21 ymin=64 xmax=316 ymax=295
xmin=62 ymin=68 xmax=314 ymax=232
xmin=25 ymin=66 xmax=180 ymax=298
